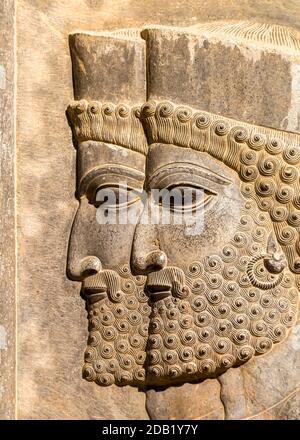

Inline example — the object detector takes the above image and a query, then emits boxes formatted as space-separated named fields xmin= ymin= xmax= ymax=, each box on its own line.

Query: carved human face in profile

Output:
xmin=130 ymin=101 xmax=299 ymax=386
xmin=67 ymin=137 xmax=151 ymax=386
xmin=67 ymin=140 xmax=146 ymax=281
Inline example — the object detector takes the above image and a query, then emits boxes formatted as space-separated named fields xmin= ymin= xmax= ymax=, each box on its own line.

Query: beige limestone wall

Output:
xmin=0 ymin=0 xmax=16 ymax=420
xmin=14 ymin=0 xmax=300 ymax=419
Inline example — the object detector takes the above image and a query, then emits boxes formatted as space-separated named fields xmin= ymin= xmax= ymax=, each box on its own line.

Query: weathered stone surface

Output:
xmin=146 ymin=380 xmax=224 ymax=420
xmin=70 ymin=32 xmax=146 ymax=104
xmin=218 ymin=309 xmax=300 ymax=420
xmin=0 ymin=0 xmax=16 ymax=420
xmin=17 ymin=0 xmax=149 ymax=419
xmin=13 ymin=0 xmax=300 ymax=420
xmin=144 ymin=24 xmax=300 ymax=132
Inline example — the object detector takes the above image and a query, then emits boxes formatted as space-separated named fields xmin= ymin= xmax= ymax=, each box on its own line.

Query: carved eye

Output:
xmin=94 ymin=186 xmax=140 ymax=209
xmin=158 ymin=185 xmax=215 ymax=212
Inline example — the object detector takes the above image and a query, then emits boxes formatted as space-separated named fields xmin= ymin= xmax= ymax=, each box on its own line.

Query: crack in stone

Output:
xmin=144 ymin=391 xmax=152 ymax=420
xmin=217 ymin=377 xmax=227 ymax=420
xmin=244 ymin=387 xmax=300 ymax=420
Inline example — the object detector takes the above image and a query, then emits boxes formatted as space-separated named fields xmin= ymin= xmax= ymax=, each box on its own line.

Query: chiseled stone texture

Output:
xmin=218 ymin=309 xmax=300 ymax=420
xmin=69 ymin=32 xmax=146 ymax=104
xmin=146 ymin=380 xmax=224 ymax=420
xmin=0 ymin=0 xmax=16 ymax=420
xmin=16 ymin=0 xmax=300 ymax=419
xmin=144 ymin=25 xmax=300 ymax=133
xmin=17 ymin=0 xmax=150 ymax=420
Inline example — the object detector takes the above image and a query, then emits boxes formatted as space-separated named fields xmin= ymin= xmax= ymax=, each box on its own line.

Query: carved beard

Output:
xmin=82 ymin=197 xmax=298 ymax=387
xmin=82 ymin=268 xmax=150 ymax=387
xmin=145 ymin=198 xmax=298 ymax=386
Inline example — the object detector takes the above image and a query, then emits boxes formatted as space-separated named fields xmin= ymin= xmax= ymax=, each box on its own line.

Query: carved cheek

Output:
xmin=67 ymin=198 xmax=130 ymax=274
xmin=155 ymin=189 xmax=242 ymax=267
xmin=67 ymin=198 xmax=102 ymax=280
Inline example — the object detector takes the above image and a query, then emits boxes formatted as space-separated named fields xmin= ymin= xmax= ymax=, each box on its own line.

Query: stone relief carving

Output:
xmin=66 ymin=24 xmax=300 ymax=388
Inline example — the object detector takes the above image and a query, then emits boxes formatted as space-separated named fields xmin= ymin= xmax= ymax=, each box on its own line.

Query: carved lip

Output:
xmin=146 ymin=284 xmax=171 ymax=302
xmin=82 ymin=286 xmax=107 ymax=303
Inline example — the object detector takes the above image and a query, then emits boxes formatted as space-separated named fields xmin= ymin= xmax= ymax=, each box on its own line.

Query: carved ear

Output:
xmin=267 ymin=232 xmax=278 ymax=255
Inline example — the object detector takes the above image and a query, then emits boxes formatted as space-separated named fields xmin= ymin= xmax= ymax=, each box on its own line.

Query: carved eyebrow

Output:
xmin=78 ymin=165 xmax=145 ymax=198
xmin=147 ymin=162 xmax=232 ymax=188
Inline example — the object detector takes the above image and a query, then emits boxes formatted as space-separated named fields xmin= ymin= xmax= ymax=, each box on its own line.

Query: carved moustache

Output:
xmin=146 ymin=267 xmax=190 ymax=302
xmin=82 ymin=270 xmax=123 ymax=304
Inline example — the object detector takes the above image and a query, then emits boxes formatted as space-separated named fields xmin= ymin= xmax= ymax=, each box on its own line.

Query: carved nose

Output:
xmin=131 ymin=250 xmax=167 ymax=275
xmin=67 ymin=256 xmax=102 ymax=281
